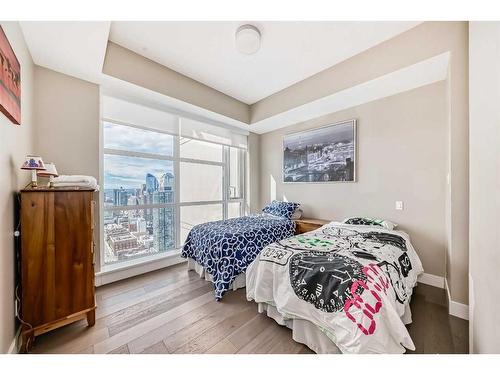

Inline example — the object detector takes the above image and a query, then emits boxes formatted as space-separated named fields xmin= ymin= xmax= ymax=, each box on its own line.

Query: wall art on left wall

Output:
xmin=0 ymin=25 xmax=21 ymax=125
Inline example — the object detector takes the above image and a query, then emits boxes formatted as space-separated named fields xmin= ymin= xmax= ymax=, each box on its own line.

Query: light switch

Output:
xmin=395 ymin=201 xmax=404 ymax=210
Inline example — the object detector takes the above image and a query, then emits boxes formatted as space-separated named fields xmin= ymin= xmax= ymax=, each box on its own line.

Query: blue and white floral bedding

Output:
xmin=181 ymin=214 xmax=296 ymax=300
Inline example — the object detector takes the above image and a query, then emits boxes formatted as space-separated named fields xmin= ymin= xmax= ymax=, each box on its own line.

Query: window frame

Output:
xmin=99 ymin=116 xmax=246 ymax=271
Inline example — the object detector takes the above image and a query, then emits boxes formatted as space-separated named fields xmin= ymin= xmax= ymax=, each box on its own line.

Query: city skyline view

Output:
xmin=104 ymin=153 xmax=174 ymax=190
xmin=103 ymin=121 xmax=175 ymax=189
xmin=103 ymin=171 xmax=175 ymax=264
xmin=103 ymin=122 xmax=177 ymax=264
xmin=102 ymin=121 xmax=242 ymax=265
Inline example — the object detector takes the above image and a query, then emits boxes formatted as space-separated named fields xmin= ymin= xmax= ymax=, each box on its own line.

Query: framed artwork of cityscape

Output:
xmin=0 ymin=26 xmax=21 ymax=125
xmin=283 ymin=119 xmax=356 ymax=183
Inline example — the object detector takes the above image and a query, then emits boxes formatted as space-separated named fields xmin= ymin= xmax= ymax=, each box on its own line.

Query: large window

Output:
xmin=102 ymin=114 xmax=246 ymax=267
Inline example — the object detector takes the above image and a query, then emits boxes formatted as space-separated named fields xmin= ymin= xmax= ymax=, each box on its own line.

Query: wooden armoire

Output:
xmin=19 ymin=186 xmax=97 ymax=353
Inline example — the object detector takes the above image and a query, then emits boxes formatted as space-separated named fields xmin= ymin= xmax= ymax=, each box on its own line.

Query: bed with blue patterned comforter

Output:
xmin=181 ymin=214 xmax=296 ymax=300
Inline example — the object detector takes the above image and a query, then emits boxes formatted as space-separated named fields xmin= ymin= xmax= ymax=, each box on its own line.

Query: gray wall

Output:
xmin=469 ymin=22 xmax=500 ymax=353
xmin=259 ymin=82 xmax=447 ymax=277
xmin=247 ymin=132 xmax=261 ymax=213
xmin=33 ymin=66 xmax=101 ymax=274
xmin=34 ymin=66 xmax=100 ymax=179
xmin=0 ymin=22 xmax=35 ymax=353
xmin=252 ymin=21 xmax=469 ymax=305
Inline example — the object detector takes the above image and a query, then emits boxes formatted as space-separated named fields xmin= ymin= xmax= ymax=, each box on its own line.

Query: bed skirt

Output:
xmin=258 ymin=301 xmax=413 ymax=354
xmin=186 ymin=258 xmax=246 ymax=291
xmin=257 ymin=302 xmax=341 ymax=354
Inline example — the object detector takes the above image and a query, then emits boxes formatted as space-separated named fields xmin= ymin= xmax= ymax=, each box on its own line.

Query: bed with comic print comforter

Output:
xmin=246 ymin=221 xmax=424 ymax=354
xmin=182 ymin=214 xmax=296 ymax=300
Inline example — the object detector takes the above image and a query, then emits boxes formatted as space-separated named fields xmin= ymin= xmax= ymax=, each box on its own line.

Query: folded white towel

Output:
xmin=52 ymin=182 xmax=100 ymax=191
xmin=52 ymin=175 xmax=97 ymax=185
xmin=52 ymin=175 xmax=99 ymax=191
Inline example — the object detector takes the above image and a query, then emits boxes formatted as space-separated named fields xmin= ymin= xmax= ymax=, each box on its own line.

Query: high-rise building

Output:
xmin=160 ymin=172 xmax=174 ymax=191
xmin=152 ymin=191 xmax=175 ymax=252
xmin=113 ymin=187 xmax=129 ymax=206
xmin=144 ymin=193 xmax=153 ymax=224
xmin=146 ymin=173 xmax=158 ymax=193
xmin=136 ymin=217 xmax=147 ymax=233
xmin=144 ymin=174 xmax=158 ymax=224
xmin=127 ymin=195 xmax=139 ymax=206
xmin=130 ymin=217 xmax=147 ymax=233
xmin=159 ymin=172 xmax=174 ymax=203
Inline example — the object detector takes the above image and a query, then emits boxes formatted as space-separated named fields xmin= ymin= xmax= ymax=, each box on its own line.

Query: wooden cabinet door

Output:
xmin=21 ymin=192 xmax=56 ymax=327
xmin=53 ymin=191 xmax=94 ymax=318
xmin=21 ymin=191 xmax=95 ymax=327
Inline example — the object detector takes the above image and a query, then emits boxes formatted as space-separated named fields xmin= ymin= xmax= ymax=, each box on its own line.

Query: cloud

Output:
xmin=103 ymin=123 xmax=175 ymax=189
xmin=103 ymin=122 xmax=174 ymax=156
xmin=104 ymin=154 xmax=173 ymax=189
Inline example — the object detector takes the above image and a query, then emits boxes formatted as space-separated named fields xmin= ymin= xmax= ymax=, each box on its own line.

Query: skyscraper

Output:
xmin=160 ymin=172 xmax=174 ymax=190
xmin=146 ymin=173 xmax=159 ymax=194
xmin=113 ymin=187 xmax=129 ymax=206
xmin=145 ymin=173 xmax=158 ymax=224
xmin=152 ymin=191 xmax=175 ymax=252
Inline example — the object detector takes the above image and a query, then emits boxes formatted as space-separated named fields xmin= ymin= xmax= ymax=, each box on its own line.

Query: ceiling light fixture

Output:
xmin=235 ymin=24 xmax=261 ymax=55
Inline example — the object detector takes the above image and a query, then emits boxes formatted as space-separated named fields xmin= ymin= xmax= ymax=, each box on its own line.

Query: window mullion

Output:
xmin=103 ymin=148 xmax=175 ymax=161
xmin=174 ymin=119 xmax=181 ymax=248
xmin=240 ymin=148 xmax=246 ymax=216
xmin=223 ymin=146 xmax=229 ymax=220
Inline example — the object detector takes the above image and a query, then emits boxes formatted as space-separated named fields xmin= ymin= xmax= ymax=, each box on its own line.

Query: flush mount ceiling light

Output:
xmin=235 ymin=24 xmax=261 ymax=55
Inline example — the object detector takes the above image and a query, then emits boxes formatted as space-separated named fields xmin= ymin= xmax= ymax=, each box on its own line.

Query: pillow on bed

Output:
xmin=343 ymin=217 xmax=397 ymax=230
xmin=263 ymin=200 xmax=300 ymax=219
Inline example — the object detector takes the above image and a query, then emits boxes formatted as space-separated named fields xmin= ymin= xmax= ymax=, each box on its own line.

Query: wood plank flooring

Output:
xmin=30 ymin=263 xmax=468 ymax=354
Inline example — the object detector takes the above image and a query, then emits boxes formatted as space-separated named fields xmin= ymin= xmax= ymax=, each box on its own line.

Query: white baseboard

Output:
xmin=445 ymin=277 xmax=469 ymax=320
xmin=7 ymin=327 xmax=20 ymax=354
xmin=95 ymin=253 xmax=186 ymax=286
xmin=417 ymin=272 xmax=445 ymax=289
xmin=449 ymin=300 xmax=469 ymax=321
xmin=417 ymin=273 xmax=469 ymax=320
xmin=469 ymin=273 xmax=474 ymax=352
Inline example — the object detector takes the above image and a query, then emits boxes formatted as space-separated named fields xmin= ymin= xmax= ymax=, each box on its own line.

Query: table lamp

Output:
xmin=21 ymin=155 xmax=46 ymax=187
xmin=37 ymin=162 xmax=58 ymax=188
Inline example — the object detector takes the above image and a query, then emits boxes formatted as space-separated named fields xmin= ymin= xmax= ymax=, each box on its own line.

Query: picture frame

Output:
xmin=282 ymin=119 xmax=356 ymax=183
xmin=0 ymin=25 xmax=21 ymax=125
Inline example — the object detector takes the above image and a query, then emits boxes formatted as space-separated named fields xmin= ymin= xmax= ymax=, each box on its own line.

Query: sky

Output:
xmin=103 ymin=122 xmax=174 ymax=189
xmin=103 ymin=122 xmax=174 ymax=155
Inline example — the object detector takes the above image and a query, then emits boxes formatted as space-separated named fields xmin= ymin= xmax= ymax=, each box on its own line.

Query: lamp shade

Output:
xmin=37 ymin=162 xmax=58 ymax=177
xmin=21 ymin=155 xmax=46 ymax=170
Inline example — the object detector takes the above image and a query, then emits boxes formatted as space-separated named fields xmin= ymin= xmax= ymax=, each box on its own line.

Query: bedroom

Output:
xmin=1 ymin=0 xmax=499 ymax=371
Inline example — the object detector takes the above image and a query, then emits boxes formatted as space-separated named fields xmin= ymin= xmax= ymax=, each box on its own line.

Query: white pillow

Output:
xmin=342 ymin=217 xmax=398 ymax=230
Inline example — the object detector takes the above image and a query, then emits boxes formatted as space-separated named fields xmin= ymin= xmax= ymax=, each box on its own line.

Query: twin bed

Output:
xmin=182 ymin=213 xmax=296 ymax=299
xmin=181 ymin=202 xmax=424 ymax=354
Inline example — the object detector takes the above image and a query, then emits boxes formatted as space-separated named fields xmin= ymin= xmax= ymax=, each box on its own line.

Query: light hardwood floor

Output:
xmin=30 ymin=263 xmax=467 ymax=354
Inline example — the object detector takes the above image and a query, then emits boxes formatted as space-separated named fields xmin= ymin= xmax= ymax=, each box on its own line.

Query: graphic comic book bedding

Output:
xmin=182 ymin=214 xmax=296 ymax=300
xmin=246 ymin=221 xmax=424 ymax=353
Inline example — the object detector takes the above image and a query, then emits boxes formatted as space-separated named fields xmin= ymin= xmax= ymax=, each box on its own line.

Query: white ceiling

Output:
xmin=109 ymin=21 xmax=421 ymax=104
xmin=19 ymin=21 xmax=434 ymax=134
xmin=21 ymin=21 xmax=110 ymax=84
